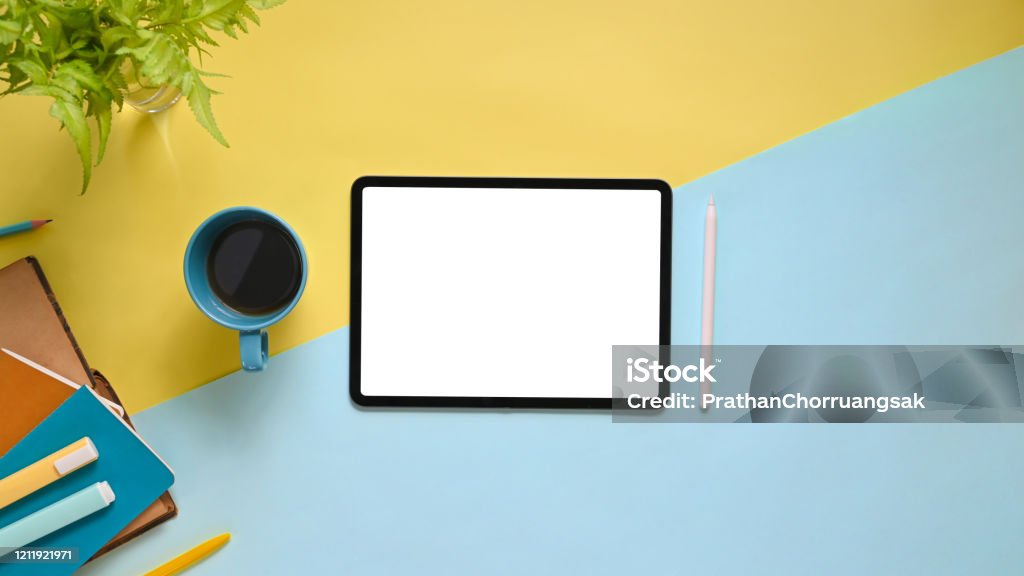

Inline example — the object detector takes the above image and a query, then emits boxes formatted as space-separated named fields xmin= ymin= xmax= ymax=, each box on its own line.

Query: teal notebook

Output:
xmin=0 ymin=387 xmax=174 ymax=575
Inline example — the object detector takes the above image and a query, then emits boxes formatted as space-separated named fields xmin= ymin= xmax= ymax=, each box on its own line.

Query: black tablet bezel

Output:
xmin=350 ymin=176 xmax=672 ymax=409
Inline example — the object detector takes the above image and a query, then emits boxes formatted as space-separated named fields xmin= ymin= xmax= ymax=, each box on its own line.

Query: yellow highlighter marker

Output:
xmin=143 ymin=533 xmax=231 ymax=576
xmin=0 ymin=437 xmax=98 ymax=511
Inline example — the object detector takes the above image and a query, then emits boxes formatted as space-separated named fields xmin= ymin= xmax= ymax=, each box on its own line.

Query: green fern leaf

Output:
xmin=155 ymin=0 xmax=185 ymax=26
xmin=21 ymin=83 xmax=77 ymax=102
xmin=107 ymin=0 xmax=142 ymax=26
xmin=239 ymin=4 xmax=260 ymax=25
xmin=8 ymin=58 xmax=49 ymax=85
xmin=57 ymin=61 xmax=104 ymax=93
xmin=88 ymin=93 xmax=113 ymax=163
xmin=185 ymin=72 xmax=228 ymax=147
xmin=127 ymin=33 xmax=190 ymax=86
xmin=100 ymin=25 xmax=138 ymax=49
xmin=50 ymin=71 xmax=83 ymax=100
xmin=185 ymin=0 xmax=247 ymax=31
xmin=183 ymin=22 xmax=219 ymax=46
xmin=0 ymin=19 xmax=21 ymax=44
xmin=49 ymin=99 xmax=92 ymax=194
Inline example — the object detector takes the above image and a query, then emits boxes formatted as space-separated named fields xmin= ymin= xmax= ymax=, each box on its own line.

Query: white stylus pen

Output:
xmin=700 ymin=195 xmax=716 ymax=410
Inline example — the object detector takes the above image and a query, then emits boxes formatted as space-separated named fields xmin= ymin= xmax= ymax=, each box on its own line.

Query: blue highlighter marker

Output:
xmin=0 ymin=482 xmax=115 ymax=551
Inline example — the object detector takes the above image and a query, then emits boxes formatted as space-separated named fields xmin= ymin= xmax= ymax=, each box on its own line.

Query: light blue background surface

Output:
xmin=673 ymin=48 xmax=1024 ymax=346
xmin=82 ymin=48 xmax=1024 ymax=575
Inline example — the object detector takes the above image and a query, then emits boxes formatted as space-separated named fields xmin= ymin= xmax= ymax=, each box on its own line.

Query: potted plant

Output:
xmin=0 ymin=0 xmax=284 ymax=193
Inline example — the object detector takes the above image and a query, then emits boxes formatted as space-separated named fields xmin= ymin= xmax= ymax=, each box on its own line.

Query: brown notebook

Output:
xmin=0 ymin=257 xmax=177 ymax=559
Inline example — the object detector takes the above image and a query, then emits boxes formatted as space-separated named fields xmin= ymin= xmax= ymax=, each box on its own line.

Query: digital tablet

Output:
xmin=351 ymin=176 xmax=671 ymax=408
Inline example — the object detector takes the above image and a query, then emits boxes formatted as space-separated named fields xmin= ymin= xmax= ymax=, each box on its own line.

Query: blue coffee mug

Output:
xmin=184 ymin=207 xmax=307 ymax=372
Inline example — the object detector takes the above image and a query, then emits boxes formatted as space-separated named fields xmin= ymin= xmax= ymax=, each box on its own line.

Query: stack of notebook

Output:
xmin=0 ymin=257 xmax=177 ymax=571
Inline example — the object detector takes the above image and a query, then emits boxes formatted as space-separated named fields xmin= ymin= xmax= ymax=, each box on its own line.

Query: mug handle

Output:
xmin=240 ymin=330 xmax=269 ymax=372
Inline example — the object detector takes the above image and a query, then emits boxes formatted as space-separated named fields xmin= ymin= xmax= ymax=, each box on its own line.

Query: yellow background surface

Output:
xmin=1 ymin=1 xmax=1022 ymax=412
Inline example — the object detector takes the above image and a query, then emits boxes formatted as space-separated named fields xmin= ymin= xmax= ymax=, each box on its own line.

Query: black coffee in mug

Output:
xmin=206 ymin=219 xmax=303 ymax=315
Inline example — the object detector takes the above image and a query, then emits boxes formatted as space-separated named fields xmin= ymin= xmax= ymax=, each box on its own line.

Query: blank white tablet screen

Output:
xmin=359 ymin=185 xmax=663 ymax=399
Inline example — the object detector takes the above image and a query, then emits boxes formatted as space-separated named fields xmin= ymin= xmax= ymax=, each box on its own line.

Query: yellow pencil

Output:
xmin=142 ymin=533 xmax=231 ymax=576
